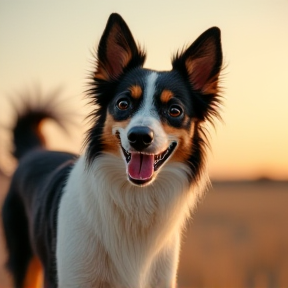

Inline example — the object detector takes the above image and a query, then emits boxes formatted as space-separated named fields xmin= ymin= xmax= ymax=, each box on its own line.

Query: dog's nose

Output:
xmin=127 ymin=126 xmax=154 ymax=151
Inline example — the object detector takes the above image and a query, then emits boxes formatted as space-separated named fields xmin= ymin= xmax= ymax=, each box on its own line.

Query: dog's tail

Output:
xmin=10 ymin=87 xmax=70 ymax=160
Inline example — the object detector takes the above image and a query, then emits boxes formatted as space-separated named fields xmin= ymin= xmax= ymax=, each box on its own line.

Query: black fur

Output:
xmin=2 ymin=94 xmax=77 ymax=287
xmin=3 ymin=151 xmax=75 ymax=287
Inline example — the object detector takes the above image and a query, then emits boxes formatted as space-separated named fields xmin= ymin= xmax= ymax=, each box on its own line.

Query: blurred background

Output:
xmin=0 ymin=1 xmax=287 ymax=287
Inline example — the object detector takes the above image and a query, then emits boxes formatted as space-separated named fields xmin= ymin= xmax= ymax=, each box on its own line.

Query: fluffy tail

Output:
xmin=10 ymin=87 xmax=70 ymax=159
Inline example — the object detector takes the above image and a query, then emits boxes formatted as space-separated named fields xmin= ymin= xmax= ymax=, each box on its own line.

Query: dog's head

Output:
xmin=86 ymin=13 xmax=222 ymax=186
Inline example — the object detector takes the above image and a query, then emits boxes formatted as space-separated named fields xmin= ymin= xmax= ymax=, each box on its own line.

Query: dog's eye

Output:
xmin=168 ymin=105 xmax=183 ymax=117
xmin=117 ymin=99 xmax=130 ymax=110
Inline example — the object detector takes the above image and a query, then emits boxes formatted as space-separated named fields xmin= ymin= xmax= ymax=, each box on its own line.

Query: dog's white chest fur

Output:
xmin=56 ymin=154 xmax=204 ymax=288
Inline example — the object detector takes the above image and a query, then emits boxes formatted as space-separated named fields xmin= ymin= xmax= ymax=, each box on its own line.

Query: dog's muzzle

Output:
xmin=117 ymin=127 xmax=177 ymax=186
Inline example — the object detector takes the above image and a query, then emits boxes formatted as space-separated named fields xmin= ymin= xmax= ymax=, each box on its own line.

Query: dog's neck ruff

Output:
xmin=84 ymin=152 xmax=192 ymax=211
xmin=66 ymin=153 xmax=205 ymax=287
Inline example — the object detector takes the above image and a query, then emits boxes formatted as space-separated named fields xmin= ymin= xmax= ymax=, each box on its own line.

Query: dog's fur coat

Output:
xmin=2 ymin=13 xmax=223 ymax=288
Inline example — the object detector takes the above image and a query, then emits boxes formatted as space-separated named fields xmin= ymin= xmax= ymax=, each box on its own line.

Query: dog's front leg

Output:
xmin=57 ymin=217 xmax=113 ymax=287
xmin=150 ymin=233 xmax=181 ymax=288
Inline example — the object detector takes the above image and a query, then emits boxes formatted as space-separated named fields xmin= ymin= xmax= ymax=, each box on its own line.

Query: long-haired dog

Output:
xmin=2 ymin=13 xmax=223 ymax=288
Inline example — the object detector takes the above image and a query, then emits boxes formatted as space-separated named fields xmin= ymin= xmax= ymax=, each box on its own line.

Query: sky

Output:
xmin=0 ymin=0 xmax=287 ymax=180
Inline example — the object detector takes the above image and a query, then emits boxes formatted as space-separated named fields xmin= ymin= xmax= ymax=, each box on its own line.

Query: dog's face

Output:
xmin=103 ymin=69 xmax=198 ymax=186
xmin=86 ymin=13 xmax=222 ymax=186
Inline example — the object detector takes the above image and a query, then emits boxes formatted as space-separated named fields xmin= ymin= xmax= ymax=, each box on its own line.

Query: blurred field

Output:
xmin=178 ymin=180 xmax=288 ymax=288
xmin=0 ymin=172 xmax=287 ymax=288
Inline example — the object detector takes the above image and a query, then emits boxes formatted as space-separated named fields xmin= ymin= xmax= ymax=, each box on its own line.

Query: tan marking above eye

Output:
xmin=160 ymin=90 xmax=174 ymax=103
xmin=129 ymin=85 xmax=142 ymax=99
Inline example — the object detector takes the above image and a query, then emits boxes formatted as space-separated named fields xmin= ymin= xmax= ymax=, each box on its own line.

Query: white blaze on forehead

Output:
xmin=138 ymin=71 xmax=159 ymax=119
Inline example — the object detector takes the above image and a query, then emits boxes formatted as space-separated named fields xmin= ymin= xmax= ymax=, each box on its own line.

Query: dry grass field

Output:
xmin=178 ymin=180 xmax=288 ymax=288
xmin=0 ymin=172 xmax=287 ymax=288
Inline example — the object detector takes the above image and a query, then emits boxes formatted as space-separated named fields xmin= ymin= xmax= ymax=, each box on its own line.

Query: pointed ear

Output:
xmin=172 ymin=27 xmax=222 ymax=94
xmin=95 ymin=13 xmax=146 ymax=81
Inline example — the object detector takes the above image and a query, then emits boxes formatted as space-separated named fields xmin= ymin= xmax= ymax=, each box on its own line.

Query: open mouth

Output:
xmin=120 ymin=141 xmax=177 ymax=186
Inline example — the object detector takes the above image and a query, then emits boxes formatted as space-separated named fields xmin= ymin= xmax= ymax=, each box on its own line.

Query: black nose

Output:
xmin=127 ymin=126 xmax=154 ymax=151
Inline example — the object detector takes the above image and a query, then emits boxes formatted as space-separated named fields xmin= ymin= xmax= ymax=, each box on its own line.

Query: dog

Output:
xmin=2 ymin=13 xmax=223 ymax=288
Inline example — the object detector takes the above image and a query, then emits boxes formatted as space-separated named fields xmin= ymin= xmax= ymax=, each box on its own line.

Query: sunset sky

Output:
xmin=0 ymin=0 xmax=287 ymax=180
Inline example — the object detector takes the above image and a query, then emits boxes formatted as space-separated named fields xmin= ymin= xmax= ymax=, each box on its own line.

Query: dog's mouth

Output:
xmin=120 ymin=141 xmax=177 ymax=186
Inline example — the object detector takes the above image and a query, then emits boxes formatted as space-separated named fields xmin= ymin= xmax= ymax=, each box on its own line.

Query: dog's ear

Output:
xmin=172 ymin=27 xmax=222 ymax=95
xmin=95 ymin=13 xmax=146 ymax=81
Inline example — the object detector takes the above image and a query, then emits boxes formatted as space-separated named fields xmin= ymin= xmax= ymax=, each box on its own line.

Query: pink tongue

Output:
xmin=128 ymin=153 xmax=154 ymax=180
